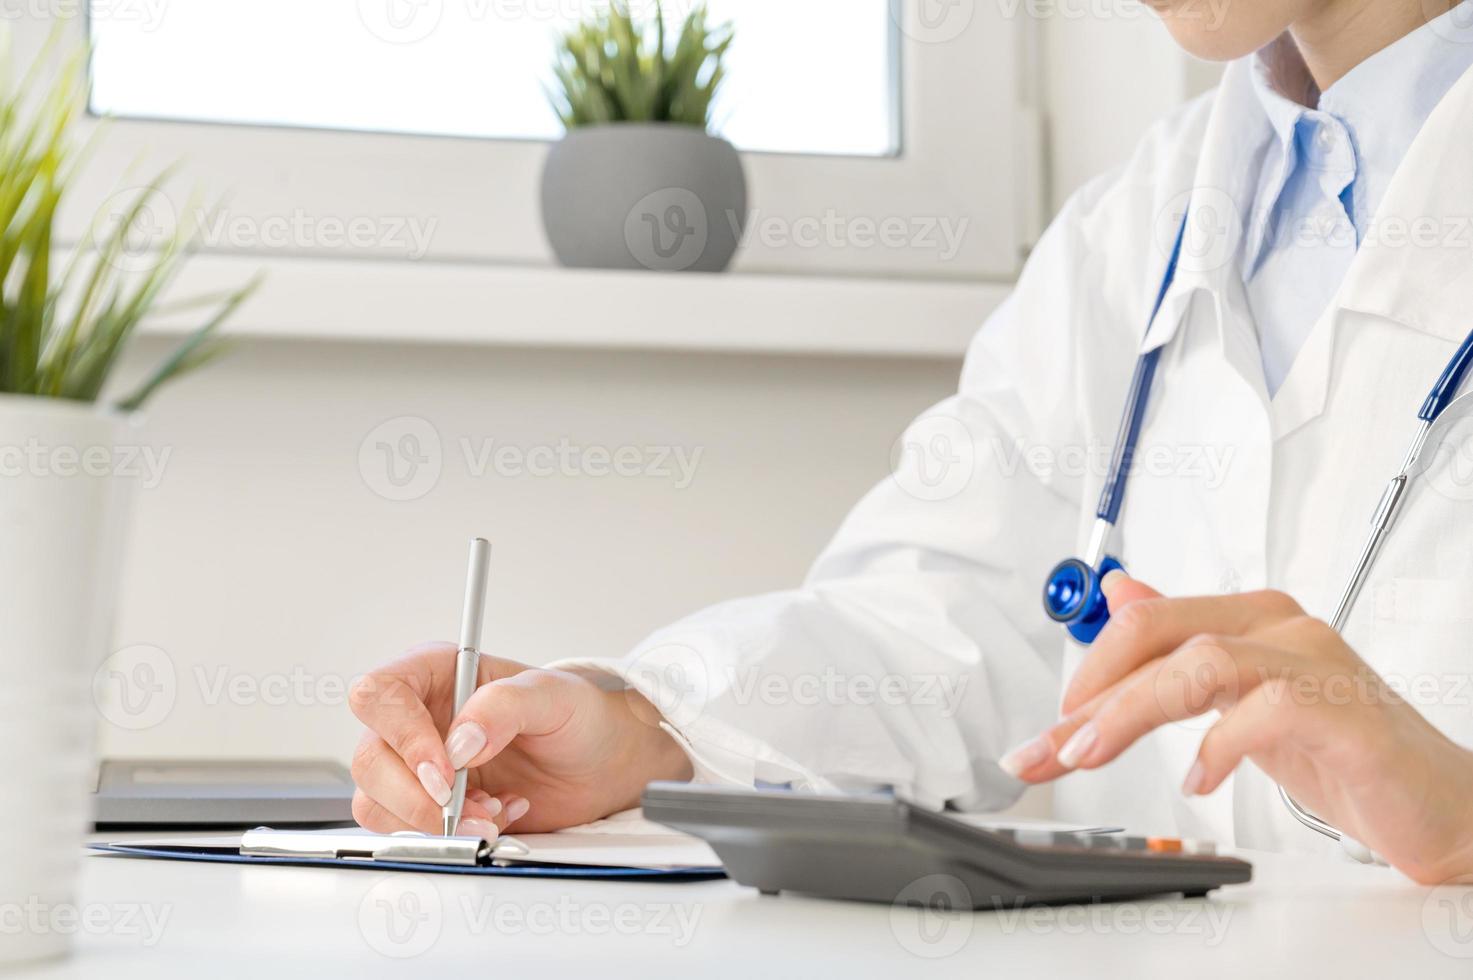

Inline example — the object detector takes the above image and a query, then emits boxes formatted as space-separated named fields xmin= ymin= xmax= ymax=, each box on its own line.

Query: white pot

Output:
xmin=0 ymin=395 xmax=137 ymax=965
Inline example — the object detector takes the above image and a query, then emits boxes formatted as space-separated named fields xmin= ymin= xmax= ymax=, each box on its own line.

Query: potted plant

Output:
xmin=540 ymin=1 xmax=747 ymax=273
xmin=0 ymin=47 xmax=255 ymax=965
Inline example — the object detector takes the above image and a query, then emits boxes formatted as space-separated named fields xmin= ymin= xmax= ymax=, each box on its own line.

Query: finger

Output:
xmin=352 ymin=785 xmax=523 ymax=840
xmin=349 ymin=643 xmax=459 ymax=795
xmin=1100 ymin=570 xmax=1162 ymax=609
xmin=457 ymin=789 xmax=533 ymax=838
xmin=352 ymin=789 xmax=415 ymax=834
xmin=1061 ymin=588 xmax=1304 ymax=715
xmin=999 ymin=683 xmax=1120 ymax=782
xmin=351 ymin=733 xmax=450 ymax=833
xmin=443 ymin=671 xmax=579 ymax=771
xmin=1059 ymin=636 xmax=1291 ymax=773
xmin=1185 ymin=678 xmax=1297 ymax=795
xmin=1009 ymin=635 xmax=1285 ymax=782
xmin=454 ymin=789 xmax=508 ymax=841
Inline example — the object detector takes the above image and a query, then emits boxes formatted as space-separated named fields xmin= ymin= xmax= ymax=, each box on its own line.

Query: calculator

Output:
xmin=641 ymin=783 xmax=1252 ymax=909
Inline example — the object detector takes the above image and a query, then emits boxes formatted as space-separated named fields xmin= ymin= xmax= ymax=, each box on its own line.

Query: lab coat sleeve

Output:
xmin=554 ymin=169 xmax=1152 ymax=812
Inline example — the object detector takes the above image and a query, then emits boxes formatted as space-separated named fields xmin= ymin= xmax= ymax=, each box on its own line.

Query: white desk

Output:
xmin=14 ymin=841 xmax=1473 ymax=978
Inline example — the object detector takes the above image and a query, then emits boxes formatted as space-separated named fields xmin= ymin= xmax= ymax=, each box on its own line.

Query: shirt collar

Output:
xmin=1320 ymin=1 xmax=1473 ymax=219
xmin=1319 ymin=0 xmax=1473 ymax=136
xmin=1244 ymin=2 xmax=1473 ymax=257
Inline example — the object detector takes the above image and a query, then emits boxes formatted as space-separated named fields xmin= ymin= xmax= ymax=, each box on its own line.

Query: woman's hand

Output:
xmin=1000 ymin=574 xmax=1473 ymax=884
xmin=347 ymin=642 xmax=693 ymax=839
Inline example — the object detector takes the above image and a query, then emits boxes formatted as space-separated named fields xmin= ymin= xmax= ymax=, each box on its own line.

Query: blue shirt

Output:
xmin=1243 ymin=3 xmax=1473 ymax=395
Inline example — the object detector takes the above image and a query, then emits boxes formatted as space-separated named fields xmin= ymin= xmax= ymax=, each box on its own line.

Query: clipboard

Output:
xmin=90 ymin=827 xmax=726 ymax=881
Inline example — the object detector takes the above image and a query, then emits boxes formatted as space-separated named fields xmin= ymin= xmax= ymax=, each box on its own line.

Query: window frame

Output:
xmin=20 ymin=2 xmax=1041 ymax=282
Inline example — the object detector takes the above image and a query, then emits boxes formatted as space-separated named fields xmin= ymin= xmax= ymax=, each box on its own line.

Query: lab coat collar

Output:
xmin=1334 ymin=59 xmax=1473 ymax=349
xmin=1141 ymin=55 xmax=1473 ymax=443
xmin=1138 ymin=57 xmax=1272 ymax=372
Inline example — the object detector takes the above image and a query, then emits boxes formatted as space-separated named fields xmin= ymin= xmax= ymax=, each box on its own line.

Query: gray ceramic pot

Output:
xmin=541 ymin=124 xmax=747 ymax=273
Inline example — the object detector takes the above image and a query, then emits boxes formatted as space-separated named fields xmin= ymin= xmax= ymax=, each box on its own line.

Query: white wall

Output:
xmin=1041 ymin=12 xmax=1216 ymax=211
xmin=99 ymin=338 xmax=960 ymax=764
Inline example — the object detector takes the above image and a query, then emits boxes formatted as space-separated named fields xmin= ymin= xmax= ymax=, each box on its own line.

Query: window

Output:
xmin=24 ymin=2 xmax=1037 ymax=280
xmin=89 ymin=0 xmax=900 ymax=157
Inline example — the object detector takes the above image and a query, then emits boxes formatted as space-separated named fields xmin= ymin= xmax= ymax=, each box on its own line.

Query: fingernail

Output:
xmin=1056 ymin=723 xmax=1099 ymax=770
xmin=416 ymin=762 xmax=451 ymax=807
xmin=1100 ymin=569 xmax=1127 ymax=597
xmin=471 ymin=789 xmax=506 ymax=813
xmin=505 ymin=798 xmax=531 ymax=824
xmin=1182 ymin=761 xmax=1207 ymax=796
xmin=458 ymin=817 xmax=498 ymax=842
xmin=468 ymin=791 xmax=504 ymax=818
xmin=446 ymin=723 xmax=487 ymax=770
xmin=998 ymin=736 xmax=1053 ymax=778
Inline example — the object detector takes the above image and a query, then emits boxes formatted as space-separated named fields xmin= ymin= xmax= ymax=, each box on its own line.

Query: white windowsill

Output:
xmin=135 ymin=254 xmax=1009 ymax=359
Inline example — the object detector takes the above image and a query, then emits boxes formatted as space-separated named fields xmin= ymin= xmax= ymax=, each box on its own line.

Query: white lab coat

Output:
xmin=561 ymin=55 xmax=1473 ymax=858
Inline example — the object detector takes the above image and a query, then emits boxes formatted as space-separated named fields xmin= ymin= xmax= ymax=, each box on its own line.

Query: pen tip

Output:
xmin=443 ymin=814 xmax=458 ymax=837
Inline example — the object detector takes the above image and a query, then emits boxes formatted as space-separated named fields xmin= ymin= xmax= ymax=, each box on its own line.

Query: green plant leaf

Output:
xmin=0 ymin=39 xmax=255 ymax=407
xmin=547 ymin=1 xmax=733 ymax=131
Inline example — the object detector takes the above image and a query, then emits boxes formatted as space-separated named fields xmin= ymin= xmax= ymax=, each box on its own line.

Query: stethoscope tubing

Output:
xmin=1060 ymin=205 xmax=1473 ymax=848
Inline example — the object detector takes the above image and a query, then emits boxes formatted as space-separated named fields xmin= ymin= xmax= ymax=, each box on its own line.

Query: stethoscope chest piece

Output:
xmin=1043 ymin=556 xmax=1124 ymax=645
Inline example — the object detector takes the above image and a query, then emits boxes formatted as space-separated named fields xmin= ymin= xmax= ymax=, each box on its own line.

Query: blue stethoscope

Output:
xmin=1040 ymin=211 xmax=1473 ymax=847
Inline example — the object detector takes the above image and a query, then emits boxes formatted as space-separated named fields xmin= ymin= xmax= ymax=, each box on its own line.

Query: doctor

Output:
xmin=349 ymin=0 xmax=1473 ymax=884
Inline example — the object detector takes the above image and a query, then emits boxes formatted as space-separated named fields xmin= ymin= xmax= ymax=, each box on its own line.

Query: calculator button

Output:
xmin=1146 ymin=837 xmax=1184 ymax=853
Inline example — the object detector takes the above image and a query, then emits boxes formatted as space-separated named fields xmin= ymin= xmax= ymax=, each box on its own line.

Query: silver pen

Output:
xmin=443 ymin=537 xmax=491 ymax=837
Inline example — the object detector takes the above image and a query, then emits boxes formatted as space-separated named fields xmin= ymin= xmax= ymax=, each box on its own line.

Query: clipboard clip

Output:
xmin=240 ymin=828 xmax=530 ymax=867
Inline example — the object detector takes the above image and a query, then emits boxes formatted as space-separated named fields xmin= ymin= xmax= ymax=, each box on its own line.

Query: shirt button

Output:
xmin=1315 ymin=128 xmax=1335 ymax=153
